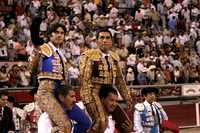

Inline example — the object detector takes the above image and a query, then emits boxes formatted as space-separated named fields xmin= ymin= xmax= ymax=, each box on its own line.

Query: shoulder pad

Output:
xmin=82 ymin=49 xmax=101 ymax=59
xmin=135 ymin=103 xmax=145 ymax=112
xmin=153 ymin=102 xmax=162 ymax=109
xmin=40 ymin=43 xmax=52 ymax=57
xmin=110 ymin=51 xmax=120 ymax=61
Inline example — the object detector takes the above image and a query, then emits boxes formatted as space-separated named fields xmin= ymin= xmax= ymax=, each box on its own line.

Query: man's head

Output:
xmin=99 ymin=84 xmax=118 ymax=113
xmin=0 ymin=91 xmax=8 ymax=107
xmin=55 ymin=85 xmax=76 ymax=110
xmin=141 ymin=87 xmax=159 ymax=103
xmin=7 ymin=96 xmax=15 ymax=108
xmin=48 ymin=23 xmax=66 ymax=47
xmin=96 ymin=28 xmax=112 ymax=53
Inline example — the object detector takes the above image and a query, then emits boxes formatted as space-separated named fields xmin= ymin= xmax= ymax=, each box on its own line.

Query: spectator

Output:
xmin=134 ymin=87 xmax=168 ymax=133
xmin=68 ymin=63 xmax=80 ymax=86
xmin=18 ymin=65 xmax=31 ymax=87
xmin=7 ymin=96 xmax=25 ymax=132
xmin=126 ymin=67 xmax=135 ymax=85
xmin=0 ymin=65 xmax=9 ymax=87
xmin=23 ymin=88 xmax=42 ymax=132
xmin=0 ymin=91 xmax=15 ymax=133
xmin=8 ymin=64 xmax=20 ymax=87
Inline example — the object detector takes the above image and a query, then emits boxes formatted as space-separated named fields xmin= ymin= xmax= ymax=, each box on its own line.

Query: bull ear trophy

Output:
xmin=30 ymin=16 xmax=44 ymax=46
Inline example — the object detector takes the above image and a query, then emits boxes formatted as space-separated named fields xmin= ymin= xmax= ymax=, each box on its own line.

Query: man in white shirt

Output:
xmin=38 ymin=85 xmax=91 ymax=133
xmin=134 ymin=87 xmax=168 ymax=133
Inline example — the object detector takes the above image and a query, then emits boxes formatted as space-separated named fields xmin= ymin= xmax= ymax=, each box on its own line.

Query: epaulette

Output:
xmin=109 ymin=51 xmax=120 ymax=61
xmin=153 ymin=102 xmax=162 ymax=109
xmin=82 ymin=49 xmax=101 ymax=60
xmin=40 ymin=43 xmax=52 ymax=57
xmin=135 ymin=103 xmax=145 ymax=112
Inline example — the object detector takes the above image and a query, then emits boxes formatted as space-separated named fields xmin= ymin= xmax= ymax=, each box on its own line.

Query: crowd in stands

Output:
xmin=0 ymin=1 xmax=199 ymax=132
xmin=0 ymin=0 xmax=200 ymax=88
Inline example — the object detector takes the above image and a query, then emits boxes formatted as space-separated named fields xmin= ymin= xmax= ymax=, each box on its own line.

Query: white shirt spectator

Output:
xmin=163 ymin=34 xmax=171 ymax=44
xmin=109 ymin=7 xmax=119 ymax=18
xmin=135 ymin=10 xmax=143 ymax=22
xmin=181 ymin=8 xmax=190 ymax=22
xmin=26 ymin=40 xmax=34 ymax=55
xmin=32 ymin=0 xmax=41 ymax=9
xmin=126 ymin=68 xmax=135 ymax=82
xmin=84 ymin=2 xmax=97 ymax=12
xmin=179 ymin=33 xmax=189 ymax=45
xmin=19 ymin=70 xmax=31 ymax=86
xmin=159 ymin=54 xmax=169 ymax=66
xmin=0 ymin=46 xmax=8 ymax=57
xmin=70 ymin=43 xmax=80 ymax=56
xmin=137 ymin=61 xmax=145 ymax=74
xmin=122 ymin=33 xmax=132 ymax=47
xmin=190 ymin=28 xmax=198 ymax=39
xmin=155 ymin=34 xmax=163 ymax=47
xmin=172 ymin=59 xmax=182 ymax=68
xmin=68 ymin=66 xmax=79 ymax=79
xmin=127 ymin=54 xmax=137 ymax=66
xmin=135 ymin=39 xmax=145 ymax=48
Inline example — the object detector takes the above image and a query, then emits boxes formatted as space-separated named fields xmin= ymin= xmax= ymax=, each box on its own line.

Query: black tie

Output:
xmin=105 ymin=55 xmax=111 ymax=71
xmin=151 ymin=104 xmax=160 ymax=124
xmin=151 ymin=104 xmax=155 ymax=116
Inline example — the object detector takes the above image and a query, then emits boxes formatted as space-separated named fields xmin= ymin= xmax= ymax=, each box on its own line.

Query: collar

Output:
xmin=102 ymin=53 xmax=110 ymax=58
xmin=48 ymin=42 xmax=60 ymax=52
xmin=144 ymin=100 xmax=152 ymax=106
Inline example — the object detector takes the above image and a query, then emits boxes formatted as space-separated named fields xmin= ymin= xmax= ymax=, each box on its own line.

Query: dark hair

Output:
xmin=7 ymin=96 xmax=15 ymax=103
xmin=96 ymin=28 xmax=112 ymax=40
xmin=99 ymin=84 xmax=118 ymax=99
xmin=0 ymin=91 xmax=8 ymax=98
xmin=141 ymin=87 xmax=159 ymax=96
xmin=47 ymin=22 xmax=66 ymax=35
xmin=55 ymin=85 xmax=73 ymax=102
xmin=29 ymin=88 xmax=38 ymax=96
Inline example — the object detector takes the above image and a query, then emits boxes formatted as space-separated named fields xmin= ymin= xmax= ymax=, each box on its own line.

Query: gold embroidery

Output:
xmin=40 ymin=43 xmax=52 ymax=57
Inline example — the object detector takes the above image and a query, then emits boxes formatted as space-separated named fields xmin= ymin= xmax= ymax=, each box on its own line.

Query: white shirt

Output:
xmin=38 ymin=112 xmax=53 ymax=133
xmin=135 ymin=39 xmax=145 ymax=48
xmin=0 ymin=46 xmax=8 ymax=57
xmin=48 ymin=42 xmax=67 ymax=62
xmin=68 ymin=67 xmax=79 ymax=79
xmin=38 ymin=103 xmax=116 ymax=133
xmin=155 ymin=35 xmax=163 ymax=46
xmin=84 ymin=2 xmax=97 ymax=12
xmin=134 ymin=101 xmax=168 ymax=133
